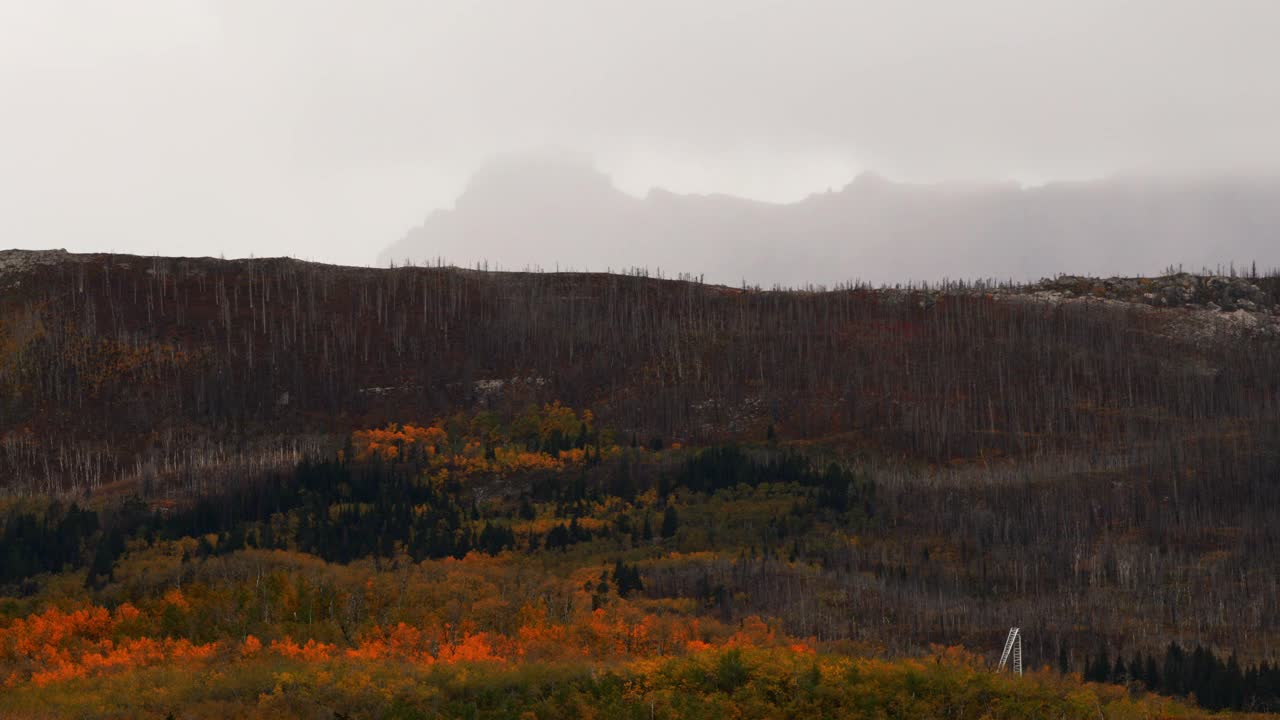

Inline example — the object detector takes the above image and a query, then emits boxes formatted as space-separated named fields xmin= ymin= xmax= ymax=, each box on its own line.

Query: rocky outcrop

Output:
xmin=1034 ymin=273 xmax=1273 ymax=312
xmin=0 ymin=248 xmax=74 ymax=274
xmin=0 ymin=249 xmax=81 ymax=290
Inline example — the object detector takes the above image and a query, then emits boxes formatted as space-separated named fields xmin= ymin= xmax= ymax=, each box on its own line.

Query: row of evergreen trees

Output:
xmin=0 ymin=449 xmax=695 ymax=589
xmin=1071 ymin=641 xmax=1280 ymax=711
xmin=0 ymin=502 xmax=99 ymax=586
xmin=668 ymin=445 xmax=875 ymax=520
xmin=2 ymin=445 xmax=862 ymax=591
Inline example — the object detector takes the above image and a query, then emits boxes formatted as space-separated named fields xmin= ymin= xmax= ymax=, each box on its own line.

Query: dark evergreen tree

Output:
xmin=1143 ymin=654 xmax=1160 ymax=692
xmin=611 ymin=560 xmax=644 ymax=597
xmin=661 ymin=506 xmax=679 ymax=539
xmin=1111 ymin=656 xmax=1127 ymax=685
xmin=518 ymin=495 xmax=536 ymax=521
xmin=1086 ymin=646 xmax=1111 ymax=683
xmin=85 ymin=527 xmax=125 ymax=588
xmin=545 ymin=524 xmax=571 ymax=551
xmin=1163 ymin=642 xmax=1187 ymax=696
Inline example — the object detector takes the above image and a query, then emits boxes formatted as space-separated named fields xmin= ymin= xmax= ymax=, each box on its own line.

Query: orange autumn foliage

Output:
xmin=728 ymin=616 xmax=777 ymax=647
xmin=436 ymin=633 xmax=503 ymax=665
xmin=347 ymin=405 xmax=620 ymax=480
xmin=269 ymin=638 xmax=335 ymax=662
xmin=163 ymin=587 xmax=191 ymax=610
xmin=352 ymin=423 xmax=448 ymax=462
xmin=241 ymin=635 xmax=263 ymax=657
xmin=113 ymin=603 xmax=142 ymax=625
xmin=0 ymin=606 xmax=220 ymax=688
xmin=62 ymin=331 xmax=201 ymax=396
xmin=2 ymin=588 xmax=804 ymax=692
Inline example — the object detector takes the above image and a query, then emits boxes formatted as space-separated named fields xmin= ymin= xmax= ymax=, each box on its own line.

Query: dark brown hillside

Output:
xmin=3 ymin=249 xmax=1280 ymax=666
xmin=1 ymin=249 xmax=1278 ymax=500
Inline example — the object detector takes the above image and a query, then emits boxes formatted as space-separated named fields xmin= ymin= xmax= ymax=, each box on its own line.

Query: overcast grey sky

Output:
xmin=1 ymin=1 xmax=1277 ymax=266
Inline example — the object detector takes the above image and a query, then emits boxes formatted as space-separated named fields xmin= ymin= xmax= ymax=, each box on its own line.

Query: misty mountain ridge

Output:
xmin=381 ymin=153 xmax=1280 ymax=286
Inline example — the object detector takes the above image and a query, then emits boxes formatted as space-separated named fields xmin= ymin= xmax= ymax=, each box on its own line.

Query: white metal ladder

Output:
xmin=997 ymin=627 xmax=1022 ymax=676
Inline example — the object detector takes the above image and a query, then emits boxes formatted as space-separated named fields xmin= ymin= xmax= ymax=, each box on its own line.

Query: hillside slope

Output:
xmin=3 ymin=249 xmax=1277 ymax=498
xmin=3 ymin=250 xmax=1280 ymax=715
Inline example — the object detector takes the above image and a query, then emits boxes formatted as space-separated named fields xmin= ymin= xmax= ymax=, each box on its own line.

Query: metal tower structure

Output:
xmin=997 ymin=627 xmax=1023 ymax=676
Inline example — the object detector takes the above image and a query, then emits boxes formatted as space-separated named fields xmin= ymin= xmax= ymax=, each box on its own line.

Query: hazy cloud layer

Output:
xmin=2 ymin=1 xmax=1278 ymax=274
xmin=384 ymin=152 xmax=1280 ymax=286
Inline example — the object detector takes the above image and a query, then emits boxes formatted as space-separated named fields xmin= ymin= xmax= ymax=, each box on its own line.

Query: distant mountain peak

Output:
xmin=844 ymin=171 xmax=895 ymax=191
xmin=457 ymin=150 xmax=622 ymax=210
xmin=382 ymin=157 xmax=1280 ymax=284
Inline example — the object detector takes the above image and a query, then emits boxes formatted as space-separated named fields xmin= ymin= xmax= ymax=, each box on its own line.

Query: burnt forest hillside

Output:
xmin=3 ymin=249 xmax=1278 ymax=496
xmin=3 ymin=248 xmax=1280 ymax=717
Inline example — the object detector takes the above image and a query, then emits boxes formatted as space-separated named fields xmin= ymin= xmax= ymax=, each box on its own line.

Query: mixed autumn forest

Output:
xmin=2 ymin=249 xmax=1280 ymax=718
